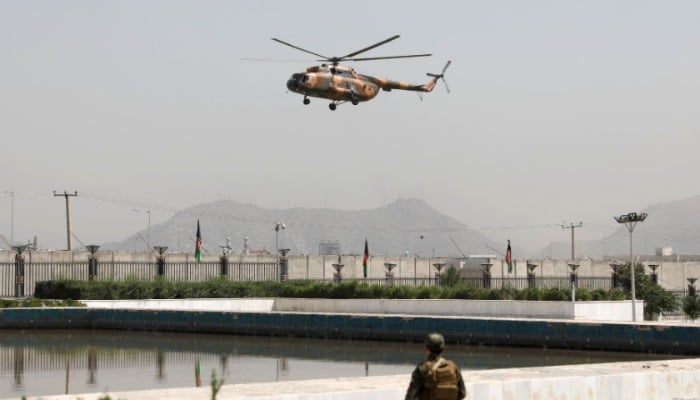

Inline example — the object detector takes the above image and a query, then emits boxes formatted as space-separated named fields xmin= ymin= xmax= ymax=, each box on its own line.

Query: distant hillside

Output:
xmin=535 ymin=195 xmax=700 ymax=259
xmin=104 ymin=199 xmax=502 ymax=257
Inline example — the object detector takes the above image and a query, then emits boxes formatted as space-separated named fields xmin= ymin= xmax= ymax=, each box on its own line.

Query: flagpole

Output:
xmin=274 ymin=222 xmax=286 ymax=276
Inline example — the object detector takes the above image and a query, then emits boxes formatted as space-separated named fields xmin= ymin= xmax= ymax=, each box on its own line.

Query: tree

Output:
xmin=442 ymin=265 xmax=461 ymax=287
xmin=618 ymin=263 xmax=678 ymax=319
xmin=682 ymin=295 xmax=700 ymax=321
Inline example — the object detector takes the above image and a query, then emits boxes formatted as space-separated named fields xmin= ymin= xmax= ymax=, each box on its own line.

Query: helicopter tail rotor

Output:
xmin=427 ymin=60 xmax=451 ymax=93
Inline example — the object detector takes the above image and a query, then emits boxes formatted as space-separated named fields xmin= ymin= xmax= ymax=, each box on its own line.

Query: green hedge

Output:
xmin=35 ymin=278 xmax=626 ymax=301
xmin=0 ymin=298 xmax=84 ymax=308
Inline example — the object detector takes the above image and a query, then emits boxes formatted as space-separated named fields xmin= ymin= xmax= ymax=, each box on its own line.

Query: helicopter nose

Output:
xmin=287 ymin=73 xmax=303 ymax=91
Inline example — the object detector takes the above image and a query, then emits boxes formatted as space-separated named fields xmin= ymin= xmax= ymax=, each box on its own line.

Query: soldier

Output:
xmin=405 ymin=332 xmax=466 ymax=400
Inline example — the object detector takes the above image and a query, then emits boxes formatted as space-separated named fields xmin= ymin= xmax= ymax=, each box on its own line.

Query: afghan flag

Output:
xmin=505 ymin=239 xmax=513 ymax=273
xmin=362 ymin=239 xmax=369 ymax=278
xmin=195 ymin=220 xmax=202 ymax=263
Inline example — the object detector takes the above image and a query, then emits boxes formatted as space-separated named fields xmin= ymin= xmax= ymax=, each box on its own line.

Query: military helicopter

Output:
xmin=271 ymin=35 xmax=451 ymax=110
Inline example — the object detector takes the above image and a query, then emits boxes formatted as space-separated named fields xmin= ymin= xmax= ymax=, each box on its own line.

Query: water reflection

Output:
xmin=0 ymin=329 xmax=684 ymax=398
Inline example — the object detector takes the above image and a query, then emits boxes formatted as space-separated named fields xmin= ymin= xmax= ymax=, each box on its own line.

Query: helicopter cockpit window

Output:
xmin=302 ymin=75 xmax=309 ymax=83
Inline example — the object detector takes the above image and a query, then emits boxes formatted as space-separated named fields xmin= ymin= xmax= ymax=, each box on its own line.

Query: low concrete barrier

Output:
xmin=273 ymin=298 xmax=645 ymax=321
xmin=24 ymin=359 xmax=700 ymax=400
xmin=81 ymin=298 xmax=644 ymax=321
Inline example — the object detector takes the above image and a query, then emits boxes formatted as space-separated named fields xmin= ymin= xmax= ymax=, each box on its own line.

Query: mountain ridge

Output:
xmin=535 ymin=194 xmax=700 ymax=259
xmin=104 ymin=198 xmax=504 ymax=257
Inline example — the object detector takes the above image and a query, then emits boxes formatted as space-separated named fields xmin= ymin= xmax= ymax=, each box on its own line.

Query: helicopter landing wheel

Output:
xmin=303 ymin=97 xmax=310 ymax=105
xmin=351 ymin=98 xmax=359 ymax=105
xmin=329 ymin=103 xmax=337 ymax=111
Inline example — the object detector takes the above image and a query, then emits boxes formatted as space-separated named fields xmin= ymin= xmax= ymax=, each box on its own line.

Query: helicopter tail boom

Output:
xmin=370 ymin=60 xmax=452 ymax=93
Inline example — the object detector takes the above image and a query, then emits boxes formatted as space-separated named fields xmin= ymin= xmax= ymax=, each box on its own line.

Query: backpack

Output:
xmin=423 ymin=357 xmax=460 ymax=400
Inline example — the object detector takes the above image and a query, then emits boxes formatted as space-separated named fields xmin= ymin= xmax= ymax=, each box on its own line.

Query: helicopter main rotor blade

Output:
xmin=339 ymin=35 xmax=401 ymax=60
xmin=241 ymin=57 xmax=311 ymax=62
xmin=271 ymin=38 xmax=329 ymax=60
xmin=343 ymin=53 xmax=432 ymax=62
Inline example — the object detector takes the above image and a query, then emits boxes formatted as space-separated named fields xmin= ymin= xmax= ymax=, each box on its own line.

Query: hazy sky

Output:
xmin=1 ymin=1 xmax=699 ymax=254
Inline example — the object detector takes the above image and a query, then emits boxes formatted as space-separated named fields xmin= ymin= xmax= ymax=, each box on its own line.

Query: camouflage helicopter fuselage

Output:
xmin=286 ymin=64 xmax=439 ymax=104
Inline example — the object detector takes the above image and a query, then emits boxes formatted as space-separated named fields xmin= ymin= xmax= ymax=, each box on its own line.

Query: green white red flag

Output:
xmin=362 ymin=239 xmax=369 ymax=278
xmin=195 ymin=220 xmax=202 ymax=263
xmin=505 ymin=239 xmax=512 ymax=273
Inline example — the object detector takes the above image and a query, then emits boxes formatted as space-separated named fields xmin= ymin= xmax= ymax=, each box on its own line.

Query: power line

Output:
xmin=561 ymin=222 xmax=583 ymax=260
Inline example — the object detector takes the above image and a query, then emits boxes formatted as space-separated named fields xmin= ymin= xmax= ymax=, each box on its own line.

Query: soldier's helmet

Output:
xmin=425 ymin=332 xmax=445 ymax=353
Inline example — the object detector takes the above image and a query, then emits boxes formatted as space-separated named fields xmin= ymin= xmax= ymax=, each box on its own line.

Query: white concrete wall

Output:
xmin=573 ymin=300 xmax=644 ymax=321
xmin=81 ymin=298 xmax=644 ymax=321
xmin=273 ymin=298 xmax=644 ymax=321
xmin=27 ymin=358 xmax=700 ymax=400
xmin=82 ymin=298 xmax=275 ymax=312
xmin=2 ymin=250 xmax=698 ymax=291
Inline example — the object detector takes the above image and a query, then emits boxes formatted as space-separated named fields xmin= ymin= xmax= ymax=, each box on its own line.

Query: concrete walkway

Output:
xmin=21 ymin=358 xmax=700 ymax=400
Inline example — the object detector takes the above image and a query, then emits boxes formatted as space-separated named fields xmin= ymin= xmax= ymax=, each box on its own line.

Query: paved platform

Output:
xmin=20 ymin=358 xmax=700 ymax=400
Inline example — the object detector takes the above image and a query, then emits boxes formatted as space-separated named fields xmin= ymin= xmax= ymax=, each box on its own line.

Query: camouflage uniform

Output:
xmin=404 ymin=333 xmax=466 ymax=400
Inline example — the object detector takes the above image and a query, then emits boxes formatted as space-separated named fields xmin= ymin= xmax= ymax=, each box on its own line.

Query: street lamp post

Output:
xmin=86 ymin=244 xmax=100 ymax=281
xmin=614 ymin=211 xmax=647 ymax=322
xmin=273 ymin=222 xmax=286 ymax=273
xmin=153 ymin=246 xmax=168 ymax=276
xmin=568 ymin=263 xmax=580 ymax=302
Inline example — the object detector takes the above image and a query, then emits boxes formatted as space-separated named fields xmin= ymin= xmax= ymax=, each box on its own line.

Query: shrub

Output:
xmin=542 ymin=288 xmax=568 ymax=301
xmin=442 ymin=266 xmax=461 ymax=287
xmin=33 ymin=278 xmax=631 ymax=302
xmin=575 ymin=288 xmax=593 ymax=301
xmin=0 ymin=298 xmax=85 ymax=308
xmin=682 ymin=295 xmax=700 ymax=321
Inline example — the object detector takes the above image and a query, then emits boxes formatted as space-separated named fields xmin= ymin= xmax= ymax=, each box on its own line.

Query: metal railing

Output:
xmin=0 ymin=260 xmax=279 ymax=297
xmin=296 ymin=276 xmax=614 ymax=291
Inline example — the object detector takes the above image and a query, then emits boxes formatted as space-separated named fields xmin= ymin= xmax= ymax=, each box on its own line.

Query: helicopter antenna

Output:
xmin=427 ymin=60 xmax=452 ymax=93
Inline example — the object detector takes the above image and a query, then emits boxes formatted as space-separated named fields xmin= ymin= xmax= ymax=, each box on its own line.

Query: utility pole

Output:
xmin=561 ymin=222 xmax=583 ymax=260
xmin=54 ymin=191 xmax=78 ymax=250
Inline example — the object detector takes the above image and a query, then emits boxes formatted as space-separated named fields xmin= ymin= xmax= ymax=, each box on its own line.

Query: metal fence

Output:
xmin=303 ymin=276 xmax=614 ymax=291
xmin=0 ymin=259 xmax=278 ymax=298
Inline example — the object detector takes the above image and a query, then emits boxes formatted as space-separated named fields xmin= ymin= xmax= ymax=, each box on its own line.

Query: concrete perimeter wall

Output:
xmin=1 ymin=307 xmax=698 ymax=354
xmin=26 ymin=358 xmax=700 ymax=400
xmin=1 ymin=250 xmax=698 ymax=291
